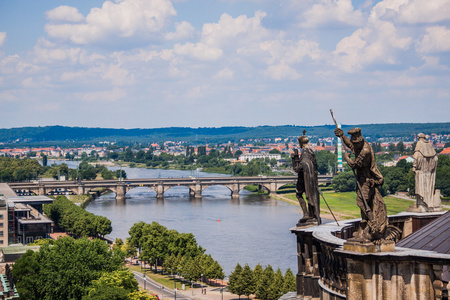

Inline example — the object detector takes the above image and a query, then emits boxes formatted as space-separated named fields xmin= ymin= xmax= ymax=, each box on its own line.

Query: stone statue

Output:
xmin=412 ymin=133 xmax=440 ymax=211
xmin=291 ymin=130 xmax=321 ymax=226
xmin=334 ymin=127 xmax=388 ymax=242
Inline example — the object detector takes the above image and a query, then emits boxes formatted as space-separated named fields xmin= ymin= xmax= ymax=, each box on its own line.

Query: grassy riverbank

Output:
xmin=272 ymin=191 xmax=416 ymax=220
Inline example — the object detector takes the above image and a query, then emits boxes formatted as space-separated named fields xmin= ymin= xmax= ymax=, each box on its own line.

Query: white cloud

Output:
xmin=102 ymin=64 xmax=135 ymax=86
xmin=46 ymin=5 xmax=84 ymax=22
xmin=214 ymin=68 xmax=234 ymax=80
xmin=259 ymin=39 xmax=322 ymax=65
xmin=45 ymin=0 xmax=176 ymax=45
xmin=165 ymin=21 xmax=195 ymax=40
xmin=173 ymin=11 xmax=269 ymax=61
xmin=301 ymin=0 xmax=364 ymax=28
xmin=173 ymin=42 xmax=223 ymax=61
xmin=264 ymin=63 xmax=300 ymax=80
xmin=0 ymin=54 xmax=35 ymax=74
xmin=77 ymin=87 xmax=126 ymax=102
xmin=0 ymin=32 xmax=6 ymax=47
xmin=398 ymin=0 xmax=450 ymax=24
xmin=202 ymin=11 xmax=268 ymax=48
xmin=333 ymin=2 xmax=413 ymax=72
xmin=416 ymin=26 xmax=450 ymax=53
xmin=22 ymin=76 xmax=52 ymax=88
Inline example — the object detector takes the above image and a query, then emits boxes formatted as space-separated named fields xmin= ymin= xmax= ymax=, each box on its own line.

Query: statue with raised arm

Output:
xmin=291 ymin=130 xmax=321 ymax=226
xmin=411 ymin=133 xmax=441 ymax=212
xmin=334 ymin=127 xmax=388 ymax=242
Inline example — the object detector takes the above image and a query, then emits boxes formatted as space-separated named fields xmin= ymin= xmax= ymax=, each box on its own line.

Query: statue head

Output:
xmin=417 ymin=133 xmax=426 ymax=140
xmin=348 ymin=128 xmax=364 ymax=145
xmin=298 ymin=130 xmax=309 ymax=148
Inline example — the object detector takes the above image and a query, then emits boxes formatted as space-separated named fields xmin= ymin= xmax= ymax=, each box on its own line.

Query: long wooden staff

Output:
xmin=330 ymin=109 xmax=373 ymax=222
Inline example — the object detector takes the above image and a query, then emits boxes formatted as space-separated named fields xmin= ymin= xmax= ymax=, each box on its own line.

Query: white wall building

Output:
xmin=239 ymin=153 xmax=282 ymax=162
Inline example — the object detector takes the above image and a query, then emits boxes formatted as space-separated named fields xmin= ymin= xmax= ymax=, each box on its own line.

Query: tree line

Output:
xmin=0 ymin=156 xmax=127 ymax=182
xmin=128 ymin=221 xmax=225 ymax=283
xmin=11 ymin=237 xmax=155 ymax=300
xmin=331 ymin=155 xmax=450 ymax=197
xmin=44 ymin=196 xmax=112 ymax=238
xmin=228 ymin=263 xmax=296 ymax=300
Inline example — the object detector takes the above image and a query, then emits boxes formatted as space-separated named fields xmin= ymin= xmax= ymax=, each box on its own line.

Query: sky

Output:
xmin=0 ymin=0 xmax=449 ymax=129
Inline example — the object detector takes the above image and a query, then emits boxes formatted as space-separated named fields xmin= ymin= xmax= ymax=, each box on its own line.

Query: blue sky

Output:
xmin=0 ymin=0 xmax=449 ymax=129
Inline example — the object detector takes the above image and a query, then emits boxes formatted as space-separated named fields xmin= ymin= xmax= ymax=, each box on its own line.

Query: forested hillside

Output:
xmin=0 ymin=123 xmax=449 ymax=145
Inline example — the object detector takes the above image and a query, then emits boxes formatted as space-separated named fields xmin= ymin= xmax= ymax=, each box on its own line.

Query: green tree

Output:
xmin=315 ymin=150 xmax=337 ymax=175
xmin=228 ymin=263 xmax=245 ymax=299
xmin=270 ymin=268 xmax=284 ymax=300
xmin=12 ymin=237 xmax=123 ymax=300
xmin=332 ymin=171 xmax=356 ymax=192
xmin=282 ymin=268 xmax=296 ymax=293
xmin=253 ymin=264 xmax=263 ymax=289
xmin=42 ymin=154 xmax=48 ymax=167
xmin=82 ymin=285 xmax=129 ymax=300
xmin=436 ymin=155 xmax=450 ymax=197
xmin=269 ymin=149 xmax=281 ymax=154
xmin=241 ymin=264 xmax=255 ymax=299
xmin=397 ymin=141 xmax=405 ymax=152
xmin=256 ymin=265 xmax=274 ymax=300
xmin=86 ymin=270 xmax=138 ymax=296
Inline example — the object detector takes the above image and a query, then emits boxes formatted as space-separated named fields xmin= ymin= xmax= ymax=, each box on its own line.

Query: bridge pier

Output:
xmin=157 ymin=183 xmax=164 ymax=199
xmin=77 ymin=186 xmax=85 ymax=196
xmin=38 ymin=187 xmax=46 ymax=196
xmin=116 ymin=184 xmax=126 ymax=201
xmin=270 ymin=181 xmax=277 ymax=194
xmin=231 ymin=182 xmax=240 ymax=198
xmin=194 ymin=183 xmax=202 ymax=199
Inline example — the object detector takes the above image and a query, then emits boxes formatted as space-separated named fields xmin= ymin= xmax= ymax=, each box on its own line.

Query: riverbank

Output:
xmin=270 ymin=191 xmax=420 ymax=221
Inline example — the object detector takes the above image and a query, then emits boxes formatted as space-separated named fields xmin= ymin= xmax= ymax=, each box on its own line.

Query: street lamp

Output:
xmin=143 ymin=272 xmax=146 ymax=290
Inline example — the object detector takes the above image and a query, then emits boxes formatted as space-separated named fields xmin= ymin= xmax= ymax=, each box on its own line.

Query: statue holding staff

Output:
xmin=331 ymin=111 xmax=388 ymax=242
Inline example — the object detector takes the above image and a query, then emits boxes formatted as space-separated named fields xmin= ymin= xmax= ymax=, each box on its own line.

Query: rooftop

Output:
xmin=397 ymin=210 xmax=450 ymax=254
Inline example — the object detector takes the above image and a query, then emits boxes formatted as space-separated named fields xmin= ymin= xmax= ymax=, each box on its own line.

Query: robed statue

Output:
xmin=412 ymin=133 xmax=441 ymax=211
xmin=292 ymin=130 xmax=321 ymax=226
xmin=334 ymin=127 xmax=389 ymax=241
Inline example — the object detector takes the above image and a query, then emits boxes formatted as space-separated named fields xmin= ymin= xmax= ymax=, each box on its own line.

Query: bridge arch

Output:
xmin=125 ymin=185 xmax=158 ymax=195
xmin=240 ymin=183 xmax=272 ymax=195
xmin=201 ymin=184 xmax=233 ymax=196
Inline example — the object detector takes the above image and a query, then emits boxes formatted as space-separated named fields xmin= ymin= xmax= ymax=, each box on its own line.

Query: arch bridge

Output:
xmin=8 ymin=175 xmax=332 ymax=201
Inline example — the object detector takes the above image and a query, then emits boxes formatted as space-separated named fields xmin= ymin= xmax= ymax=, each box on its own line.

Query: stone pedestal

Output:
xmin=343 ymin=240 xmax=395 ymax=253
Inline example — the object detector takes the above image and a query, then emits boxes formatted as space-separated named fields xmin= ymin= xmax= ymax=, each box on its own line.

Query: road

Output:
xmin=132 ymin=271 xmax=234 ymax=300
xmin=133 ymin=271 xmax=192 ymax=300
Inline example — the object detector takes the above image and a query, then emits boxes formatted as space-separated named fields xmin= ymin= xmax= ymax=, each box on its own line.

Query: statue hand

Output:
xmin=334 ymin=128 xmax=344 ymax=137
xmin=366 ymin=178 xmax=375 ymax=187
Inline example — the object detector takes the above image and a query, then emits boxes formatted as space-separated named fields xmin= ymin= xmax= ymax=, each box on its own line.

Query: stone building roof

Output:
xmin=397 ymin=211 xmax=450 ymax=254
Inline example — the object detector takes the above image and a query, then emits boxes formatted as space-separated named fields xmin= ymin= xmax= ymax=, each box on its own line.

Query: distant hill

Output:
xmin=0 ymin=123 xmax=449 ymax=146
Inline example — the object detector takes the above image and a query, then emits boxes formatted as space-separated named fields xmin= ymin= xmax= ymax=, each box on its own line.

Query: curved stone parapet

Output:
xmin=291 ymin=212 xmax=450 ymax=300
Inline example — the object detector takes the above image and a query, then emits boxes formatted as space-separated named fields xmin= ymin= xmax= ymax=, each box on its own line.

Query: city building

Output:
xmin=6 ymin=196 xmax=54 ymax=245
xmin=238 ymin=153 xmax=282 ymax=162
xmin=0 ymin=199 xmax=7 ymax=247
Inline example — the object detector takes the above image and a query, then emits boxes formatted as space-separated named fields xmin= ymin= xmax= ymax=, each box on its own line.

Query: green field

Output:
xmin=282 ymin=192 xmax=415 ymax=220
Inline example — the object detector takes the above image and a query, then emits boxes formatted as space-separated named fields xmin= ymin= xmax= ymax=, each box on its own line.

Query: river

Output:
xmin=50 ymin=161 xmax=299 ymax=277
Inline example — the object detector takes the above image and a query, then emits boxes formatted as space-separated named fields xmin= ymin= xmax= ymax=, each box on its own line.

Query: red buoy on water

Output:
xmin=218 ymin=219 xmax=220 ymax=223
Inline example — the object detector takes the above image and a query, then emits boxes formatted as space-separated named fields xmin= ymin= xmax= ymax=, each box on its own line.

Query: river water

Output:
xmin=50 ymin=161 xmax=300 ymax=277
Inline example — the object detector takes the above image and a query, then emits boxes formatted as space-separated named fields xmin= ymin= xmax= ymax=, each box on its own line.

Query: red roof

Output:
xmin=440 ymin=147 xmax=450 ymax=155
